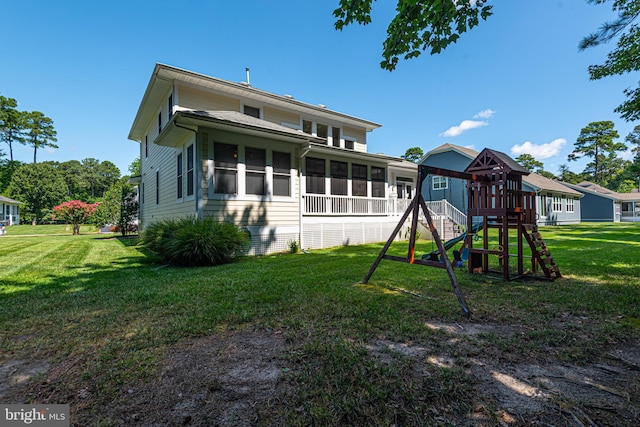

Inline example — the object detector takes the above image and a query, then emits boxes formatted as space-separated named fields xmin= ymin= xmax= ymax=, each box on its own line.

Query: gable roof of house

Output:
xmin=422 ymin=143 xmax=580 ymax=195
xmin=0 ymin=195 xmax=22 ymax=204
xmin=420 ymin=143 xmax=477 ymax=162
xmin=129 ymin=63 xmax=382 ymax=142
xmin=564 ymin=181 xmax=640 ymax=202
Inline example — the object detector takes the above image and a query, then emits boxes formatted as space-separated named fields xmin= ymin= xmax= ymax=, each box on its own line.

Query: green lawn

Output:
xmin=0 ymin=223 xmax=639 ymax=425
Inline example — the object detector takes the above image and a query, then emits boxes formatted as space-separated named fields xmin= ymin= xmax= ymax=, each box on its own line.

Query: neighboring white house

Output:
xmin=128 ymin=64 xmax=417 ymax=254
xmin=0 ymin=195 xmax=21 ymax=226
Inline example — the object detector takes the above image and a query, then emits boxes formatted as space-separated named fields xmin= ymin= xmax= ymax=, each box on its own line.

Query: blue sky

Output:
xmin=1 ymin=1 xmax=637 ymax=176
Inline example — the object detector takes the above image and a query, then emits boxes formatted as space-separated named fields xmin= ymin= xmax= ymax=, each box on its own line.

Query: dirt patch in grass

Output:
xmin=2 ymin=324 xmax=639 ymax=426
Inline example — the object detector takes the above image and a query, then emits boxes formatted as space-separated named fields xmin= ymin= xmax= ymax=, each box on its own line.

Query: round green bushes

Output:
xmin=142 ymin=217 xmax=250 ymax=266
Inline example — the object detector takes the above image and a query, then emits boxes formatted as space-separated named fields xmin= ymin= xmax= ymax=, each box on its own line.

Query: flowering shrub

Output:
xmin=52 ymin=200 xmax=99 ymax=235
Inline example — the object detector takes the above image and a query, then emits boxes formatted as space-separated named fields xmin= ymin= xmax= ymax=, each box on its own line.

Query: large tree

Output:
xmin=568 ymin=121 xmax=627 ymax=185
xmin=24 ymin=111 xmax=58 ymax=163
xmin=625 ymin=124 xmax=640 ymax=190
xmin=7 ymin=162 xmax=67 ymax=225
xmin=334 ymin=0 xmax=639 ymax=120
xmin=0 ymin=96 xmax=26 ymax=161
xmin=334 ymin=0 xmax=492 ymax=71
xmin=515 ymin=154 xmax=544 ymax=173
xmin=401 ymin=147 xmax=424 ymax=163
xmin=0 ymin=159 xmax=23 ymax=194
xmin=91 ymin=178 xmax=139 ymax=236
xmin=580 ymin=0 xmax=640 ymax=121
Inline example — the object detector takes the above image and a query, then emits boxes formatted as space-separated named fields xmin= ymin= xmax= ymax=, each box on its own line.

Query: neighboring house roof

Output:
xmin=564 ymin=181 xmax=640 ymax=202
xmin=420 ymin=143 xmax=477 ymax=162
xmin=0 ymin=195 xmax=22 ymax=204
xmin=129 ymin=63 xmax=382 ymax=142
xmin=523 ymin=173 xmax=583 ymax=197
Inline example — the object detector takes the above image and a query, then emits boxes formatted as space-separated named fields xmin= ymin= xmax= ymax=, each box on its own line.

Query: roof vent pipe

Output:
xmin=245 ymin=67 xmax=251 ymax=86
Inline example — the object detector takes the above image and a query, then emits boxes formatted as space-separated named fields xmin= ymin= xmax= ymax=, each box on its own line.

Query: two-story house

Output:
xmin=128 ymin=64 xmax=417 ymax=255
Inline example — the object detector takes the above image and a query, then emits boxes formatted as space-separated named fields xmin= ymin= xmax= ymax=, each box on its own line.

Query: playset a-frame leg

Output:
xmin=362 ymin=190 xmax=470 ymax=317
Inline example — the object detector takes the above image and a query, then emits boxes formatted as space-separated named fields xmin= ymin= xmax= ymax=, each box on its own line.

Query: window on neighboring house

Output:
xmin=302 ymin=120 xmax=312 ymax=135
xmin=243 ymin=105 xmax=260 ymax=119
xmin=156 ymin=171 xmax=160 ymax=205
xmin=273 ymin=151 xmax=291 ymax=196
xmin=332 ymin=127 xmax=341 ymax=147
xmin=306 ymin=157 xmax=326 ymax=194
xmin=352 ymin=164 xmax=367 ymax=197
xmin=168 ymin=94 xmax=173 ymax=119
xmin=158 ymin=112 xmax=162 ymax=134
xmin=214 ymin=142 xmax=238 ymax=194
xmin=566 ymin=197 xmax=575 ymax=213
xmin=330 ymin=161 xmax=348 ymax=195
xmin=145 ymin=135 xmax=148 ymax=158
xmin=317 ymin=123 xmax=328 ymax=141
xmin=176 ymin=153 xmax=183 ymax=199
xmin=345 ymin=139 xmax=355 ymax=150
xmin=371 ymin=166 xmax=385 ymax=198
xmin=186 ymin=144 xmax=194 ymax=196
xmin=246 ymin=147 xmax=266 ymax=195
xmin=433 ymin=175 xmax=448 ymax=190
xmin=553 ymin=196 xmax=562 ymax=212
xmin=539 ymin=195 xmax=547 ymax=217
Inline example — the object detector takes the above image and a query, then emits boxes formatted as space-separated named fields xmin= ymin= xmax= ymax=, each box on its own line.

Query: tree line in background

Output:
xmin=1 ymin=94 xmax=140 ymax=232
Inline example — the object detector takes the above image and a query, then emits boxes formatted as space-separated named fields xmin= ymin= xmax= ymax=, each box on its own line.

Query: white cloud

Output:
xmin=510 ymin=138 xmax=566 ymax=160
xmin=473 ymin=109 xmax=496 ymax=119
xmin=440 ymin=120 xmax=488 ymax=137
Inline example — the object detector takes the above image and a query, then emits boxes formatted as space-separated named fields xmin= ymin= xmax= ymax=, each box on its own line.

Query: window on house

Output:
xmin=145 ymin=135 xmax=148 ymax=158
xmin=141 ymin=182 xmax=145 ymax=205
xmin=303 ymin=120 xmax=312 ymax=135
xmin=273 ymin=151 xmax=291 ymax=196
xmin=352 ymin=164 xmax=367 ymax=197
xmin=345 ymin=140 xmax=355 ymax=150
xmin=306 ymin=157 xmax=325 ymax=194
xmin=330 ymin=161 xmax=348 ymax=195
xmin=156 ymin=171 xmax=160 ymax=205
xmin=246 ymin=147 xmax=266 ymax=195
xmin=168 ymin=94 xmax=173 ymax=119
xmin=243 ymin=105 xmax=260 ymax=118
xmin=332 ymin=127 xmax=341 ymax=147
xmin=371 ymin=166 xmax=385 ymax=198
xmin=317 ymin=123 xmax=328 ymax=140
xmin=177 ymin=153 xmax=183 ymax=199
xmin=186 ymin=144 xmax=194 ymax=196
xmin=539 ymin=195 xmax=547 ymax=217
xmin=433 ymin=176 xmax=448 ymax=190
xmin=553 ymin=196 xmax=562 ymax=212
xmin=158 ymin=112 xmax=162 ymax=134
xmin=566 ymin=197 xmax=574 ymax=213
xmin=214 ymin=142 xmax=238 ymax=194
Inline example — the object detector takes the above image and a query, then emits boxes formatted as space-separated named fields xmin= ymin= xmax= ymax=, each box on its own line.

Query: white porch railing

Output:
xmin=424 ymin=200 xmax=467 ymax=229
xmin=303 ymin=194 xmax=389 ymax=215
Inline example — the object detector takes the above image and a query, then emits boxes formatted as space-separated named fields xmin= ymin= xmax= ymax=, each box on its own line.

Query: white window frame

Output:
xmin=553 ymin=196 xmax=562 ymax=212
xmin=566 ymin=197 xmax=575 ymax=213
xmin=433 ymin=175 xmax=448 ymax=190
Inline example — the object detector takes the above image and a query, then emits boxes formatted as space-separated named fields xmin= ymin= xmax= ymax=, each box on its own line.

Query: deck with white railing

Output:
xmin=302 ymin=195 xmax=468 ymax=240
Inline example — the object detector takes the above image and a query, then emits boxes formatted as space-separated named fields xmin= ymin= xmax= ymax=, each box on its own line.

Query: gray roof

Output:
xmin=565 ymin=181 xmax=640 ymax=202
xmin=0 ymin=195 xmax=22 ymax=204
xmin=523 ymin=173 xmax=583 ymax=197
xmin=484 ymin=148 xmax=530 ymax=175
